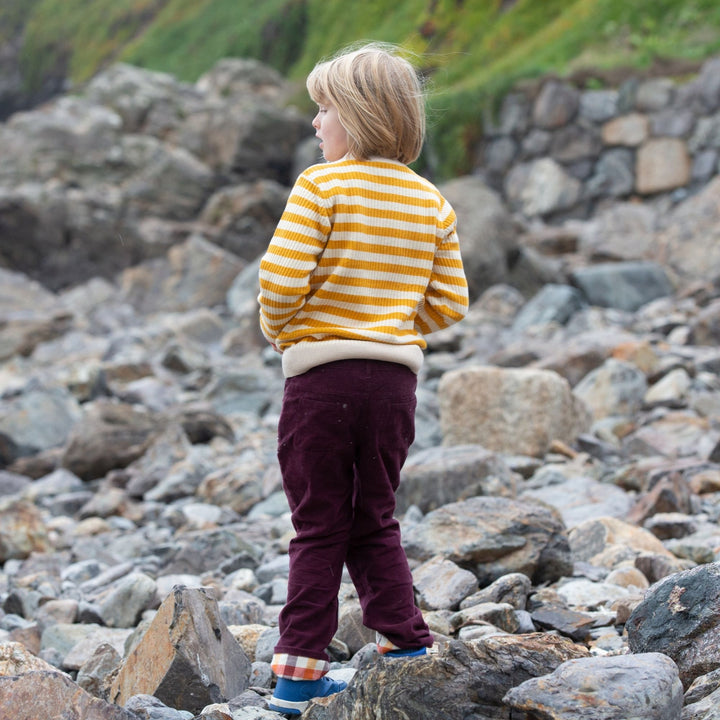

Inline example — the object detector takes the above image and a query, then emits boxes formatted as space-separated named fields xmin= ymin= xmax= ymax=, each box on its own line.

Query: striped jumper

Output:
xmin=258 ymin=157 xmax=468 ymax=377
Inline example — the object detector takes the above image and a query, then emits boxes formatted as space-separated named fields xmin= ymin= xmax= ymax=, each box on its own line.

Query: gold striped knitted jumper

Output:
xmin=258 ymin=157 xmax=469 ymax=378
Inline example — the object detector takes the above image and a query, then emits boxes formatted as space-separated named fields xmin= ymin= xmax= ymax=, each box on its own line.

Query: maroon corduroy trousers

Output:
xmin=273 ymin=359 xmax=433 ymax=662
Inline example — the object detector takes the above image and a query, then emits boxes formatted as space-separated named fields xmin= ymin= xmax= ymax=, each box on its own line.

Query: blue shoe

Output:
xmin=384 ymin=647 xmax=427 ymax=658
xmin=269 ymin=676 xmax=348 ymax=715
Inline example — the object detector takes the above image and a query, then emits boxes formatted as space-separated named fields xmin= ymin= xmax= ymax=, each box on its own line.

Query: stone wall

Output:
xmin=476 ymin=55 xmax=720 ymax=221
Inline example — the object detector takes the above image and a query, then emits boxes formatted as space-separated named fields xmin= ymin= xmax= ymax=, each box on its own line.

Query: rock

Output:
xmin=505 ymin=158 xmax=582 ymax=217
xmin=412 ymin=556 xmax=479 ymax=611
xmin=119 ymin=235 xmax=244 ymax=315
xmin=402 ymin=495 xmax=573 ymax=586
xmin=110 ymin=585 xmax=251 ymax=714
xmin=602 ymin=113 xmax=650 ymax=146
xmin=0 ymin=670 xmax=139 ymax=720
xmin=94 ymin=572 xmax=158 ymax=629
xmin=573 ymin=358 xmax=647 ymax=420
xmin=520 ymin=469 xmax=633 ymax=528
xmin=568 ymin=516 xmax=676 ymax=570
xmin=438 ymin=366 xmax=591 ymax=457
xmin=124 ymin=694 xmax=194 ymax=719
xmin=0 ymin=641 xmax=58 ymax=674
xmin=656 ymin=177 xmax=720 ymax=288
xmin=61 ymin=399 xmax=161 ymax=481
xmin=511 ymin=283 xmax=586 ymax=331
xmin=439 ymin=176 xmax=519 ymax=301
xmin=570 ymin=261 xmax=674 ymax=312
xmin=460 ymin=573 xmax=532 ymax=611
xmin=534 ymin=600 xmax=605 ymax=639
xmin=503 ymin=652 xmax=683 ymax=719
xmin=579 ymin=89 xmax=619 ymax=123
xmin=0 ymin=381 xmax=82 ymax=459
xmin=0 ymin=498 xmax=49 ymax=562
xmin=627 ymin=563 xmax=720 ymax=689
xmin=396 ymin=444 xmax=518 ymax=514
xmin=533 ymin=80 xmax=579 ymax=129
xmin=683 ymin=686 xmax=720 ymax=720
xmin=636 ymin=138 xmax=692 ymax=194
xmin=199 ymin=180 xmax=289 ymax=262
xmin=303 ymin=634 xmax=588 ymax=720
xmin=335 ymin=602 xmax=375 ymax=655
xmin=76 ymin=642 xmax=122 ymax=699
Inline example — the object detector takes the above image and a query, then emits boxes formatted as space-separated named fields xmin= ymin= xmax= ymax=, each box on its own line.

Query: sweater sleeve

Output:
xmin=257 ymin=173 xmax=331 ymax=346
xmin=414 ymin=207 xmax=469 ymax=335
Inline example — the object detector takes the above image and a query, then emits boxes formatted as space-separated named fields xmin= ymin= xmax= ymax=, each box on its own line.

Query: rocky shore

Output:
xmin=1 ymin=56 xmax=720 ymax=719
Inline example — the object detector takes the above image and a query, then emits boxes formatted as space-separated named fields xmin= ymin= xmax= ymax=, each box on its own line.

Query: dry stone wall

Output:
xmin=476 ymin=55 xmax=720 ymax=221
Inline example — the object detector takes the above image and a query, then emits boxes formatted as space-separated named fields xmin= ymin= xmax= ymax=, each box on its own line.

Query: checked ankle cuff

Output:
xmin=271 ymin=653 xmax=330 ymax=681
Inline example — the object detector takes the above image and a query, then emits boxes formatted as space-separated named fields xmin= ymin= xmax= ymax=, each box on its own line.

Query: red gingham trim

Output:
xmin=271 ymin=653 xmax=329 ymax=681
xmin=375 ymin=633 xmax=400 ymax=655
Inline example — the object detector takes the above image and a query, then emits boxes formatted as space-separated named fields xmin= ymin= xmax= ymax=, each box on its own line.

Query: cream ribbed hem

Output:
xmin=281 ymin=340 xmax=424 ymax=378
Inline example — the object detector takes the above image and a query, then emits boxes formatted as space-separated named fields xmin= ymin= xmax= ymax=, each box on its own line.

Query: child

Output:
xmin=257 ymin=42 xmax=468 ymax=715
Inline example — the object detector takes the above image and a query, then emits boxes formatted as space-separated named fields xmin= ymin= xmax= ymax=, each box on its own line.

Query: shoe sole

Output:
xmin=268 ymin=697 xmax=306 ymax=714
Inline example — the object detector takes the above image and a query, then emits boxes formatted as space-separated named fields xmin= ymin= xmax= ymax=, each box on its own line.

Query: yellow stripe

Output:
xmin=313 ymin=289 xmax=419 ymax=307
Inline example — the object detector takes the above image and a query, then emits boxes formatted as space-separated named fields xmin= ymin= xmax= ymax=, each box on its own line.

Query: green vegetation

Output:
xmin=10 ymin=0 xmax=720 ymax=178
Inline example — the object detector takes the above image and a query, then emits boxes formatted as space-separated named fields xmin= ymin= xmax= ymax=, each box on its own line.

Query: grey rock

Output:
xmin=636 ymin=78 xmax=676 ymax=112
xmin=303 ymin=634 xmax=588 ymax=720
xmin=627 ymin=562 xmax=720 ymax=689
xmin=0 ymin=469 xmax=31 ymax=497
xmin=397 ymin=444 xmax=518 ymax=514
xmin=402 ymin=495 xmax=573 ymax=586
xmin=533 ymin=80 xmax=580 ymax=129
xmin=124 ymin=693 xmax=194 ymax=719
xmin=579 ymin=89 xmax=619 ymax=123
xmin=573 ymin=358 xmax=648 ymax=420
xmin=697 ymin=56 xmax=720 ymax=112
xmin=685 ymin=667 xmax=720 ymax=705
xmin=439 ymin=175 xmax=519 ymax=301
xmin=254 ymin=627 xmax=280 ymax=664
xmin=586 ymin=147 xmax=635 ymax=197
xmin=460 ymin=572 xmax=531 ymax=611
xmin=683 ymin=685 xmax=720 ymax=720
xmin=512 ymin=283 xmax=586 ymax=331
xmin=0 ymin=382 xmax=81 ymax=458
xmin=199 ymin=180 xmax=289 ymax=262
xmin=503 ymin=652 xmax=683 ymax=719
xmin=571 ymin=261 xmax=674 ymax=312
xmin=412 ymin=556 xmax=479 ymax=611
xmin=505 ymin=158 xmax=582 ymax=217
xmin=96 ymin=572 xmax=158 ymax=629
xmin=61 ymin=399 xmax=161 ymax=481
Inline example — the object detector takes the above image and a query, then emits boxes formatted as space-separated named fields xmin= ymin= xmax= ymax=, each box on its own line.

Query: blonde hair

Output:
xmin=306 ymin=43 xmax=426 ymax=164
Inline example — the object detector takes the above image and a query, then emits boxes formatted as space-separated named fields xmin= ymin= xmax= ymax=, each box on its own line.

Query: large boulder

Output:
xmin=402 ymin=495 xmax=573 ymax=586
xmin=438 ymin=366 xmax=591 ymax=457
xmin=503 ymin=652 xmax=683 ymax=719
xmin=439 ymin=175 xmax=520 ymax=301
xmin=109 ymin=585 xmax=251 ymax=714
xmin=303 ymin=634 xmax=588 ymax=720
xmin=626 ymin=562 xmax=720 ymax=689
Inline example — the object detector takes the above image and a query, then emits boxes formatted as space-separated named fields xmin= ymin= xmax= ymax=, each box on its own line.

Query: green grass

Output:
xmin=13 ymin=0 xmax=720 ymax=178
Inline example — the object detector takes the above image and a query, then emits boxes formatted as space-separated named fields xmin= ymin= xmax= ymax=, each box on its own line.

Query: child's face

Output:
xmin=312 ymin=101 xmax=349 ymax=162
